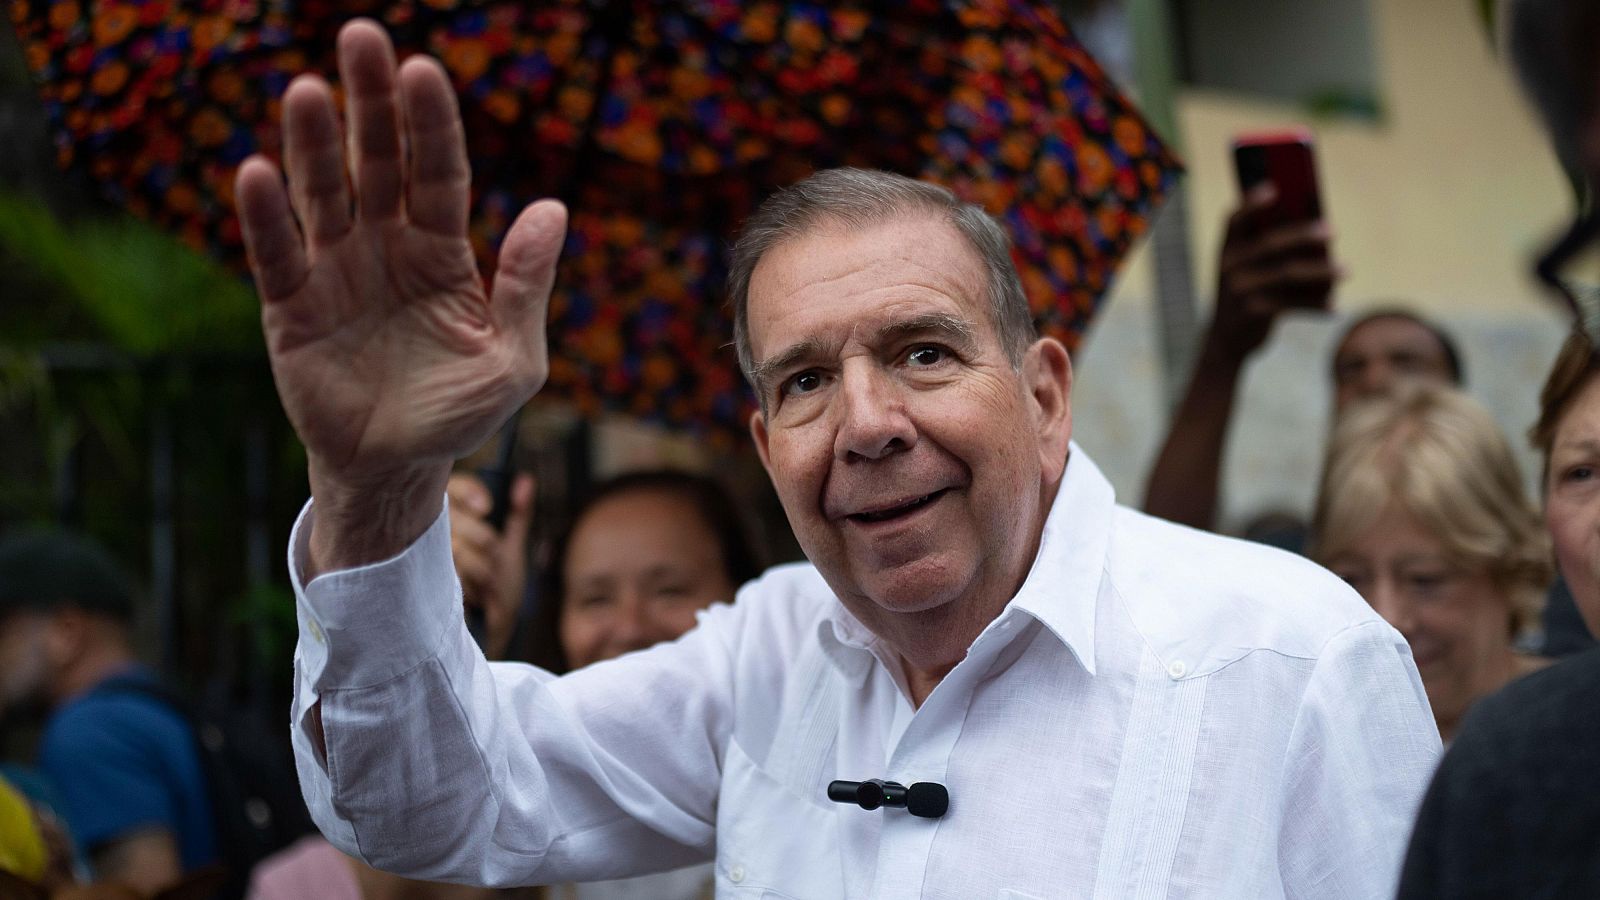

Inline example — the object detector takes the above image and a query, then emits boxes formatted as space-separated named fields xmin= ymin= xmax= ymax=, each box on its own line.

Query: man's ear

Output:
xmin=1024 ymin=337 xmax=1073 ymax=483
xmin=749 ymin=409 xmax=774 ymax=478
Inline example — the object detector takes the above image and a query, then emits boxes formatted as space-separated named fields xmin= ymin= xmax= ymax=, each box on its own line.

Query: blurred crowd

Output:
xmin=3 ymin=0 xmax=1600 ymax=897
xmin=0 ymin=466 xmax=768 ymax=899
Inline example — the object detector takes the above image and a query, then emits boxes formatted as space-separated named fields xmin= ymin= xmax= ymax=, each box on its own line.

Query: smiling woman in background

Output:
xmin=527 ymin=470 xmax=765 ymax=675
xmin=527 ymin=470 xmax=764 ymax=900
xmin=1311 ymin=384 xmax=1553 ymax=743
xmin=251 ymin=469 xmax=762 ymax=900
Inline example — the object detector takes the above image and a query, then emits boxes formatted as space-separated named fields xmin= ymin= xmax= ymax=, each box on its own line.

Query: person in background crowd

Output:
xmin=1399 ymin=332 xmax=1600 ymax=894
xmin=251 ymin=469 xmax=758 ymax=900
xmin=1140 ymin=178 xmax=1461 ymax=535
xmin=0 ymin=531 xmax=215 ymax=896
xmin=1397 ymin=0 xmax=1600 ymax=893
xmin=1141 ymin=192 xmax=1598 ymax=658
xmin=516 ymin=470 xmax=764 ymax=674
xmin=1309 ymin=384 xmax=1552 ymax=742
xmin=1328 ymin=310 xmax=1463 ymax=413
xmin=456 ymin=467 xmax=763 ymax=900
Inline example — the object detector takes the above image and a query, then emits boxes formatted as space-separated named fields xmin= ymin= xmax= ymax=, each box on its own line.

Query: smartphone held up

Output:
xmin=1233 ymin=130 xmax=1324 ymax=225
xmin=1231 ymin=129 xmax=1335 ymax=311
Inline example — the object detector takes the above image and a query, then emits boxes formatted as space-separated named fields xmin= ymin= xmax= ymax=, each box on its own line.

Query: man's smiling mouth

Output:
xmin=847 ymin=489 xmax=949 ymax=524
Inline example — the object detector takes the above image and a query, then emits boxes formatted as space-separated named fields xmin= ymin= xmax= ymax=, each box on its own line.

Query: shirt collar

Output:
xmin=816 ymin=441 xmax=1113 ymax=679
xmin=817 ymin=604 xmax=884 ymax=688
xmin=1005 ymin=441 xmax=1111 ymax=676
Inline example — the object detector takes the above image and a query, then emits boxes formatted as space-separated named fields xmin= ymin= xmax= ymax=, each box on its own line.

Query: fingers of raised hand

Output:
xmin=337 ymin=20 xmax=404 ymax=222
xmin=235 ymin=156 xmax=309 ymax=304
xmin=399 ymin=56 xmax=471 ymax=236
xmin=283 ymin=76 xmax=352 ymax=247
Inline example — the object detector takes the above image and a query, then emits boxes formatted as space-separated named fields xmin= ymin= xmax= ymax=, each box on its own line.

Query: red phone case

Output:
xmin=1233 ymin=130 xmax=1323 ymax=224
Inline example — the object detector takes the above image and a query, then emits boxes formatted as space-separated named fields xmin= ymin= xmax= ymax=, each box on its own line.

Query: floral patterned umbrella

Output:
xmin=8 ymin=0 xmax=1181 ymax=435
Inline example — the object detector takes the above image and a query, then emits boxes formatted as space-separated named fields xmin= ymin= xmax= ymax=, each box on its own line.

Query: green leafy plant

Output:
xmin=0 ymin=192 xmax=260 ymax=355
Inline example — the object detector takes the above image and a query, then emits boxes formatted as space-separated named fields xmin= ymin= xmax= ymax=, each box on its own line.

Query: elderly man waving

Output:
xmin=241 ymin=20 xmax=1439 ymax=898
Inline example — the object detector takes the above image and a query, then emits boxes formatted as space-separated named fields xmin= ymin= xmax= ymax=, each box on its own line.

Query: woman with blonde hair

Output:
xmin=1311 ymin=383 xmax=1552 ymax=742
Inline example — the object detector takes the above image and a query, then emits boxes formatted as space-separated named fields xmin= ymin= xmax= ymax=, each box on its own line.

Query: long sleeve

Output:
xmin=1275 ymin=620 xmax=1441 ymax=899
xmin=287 ymin=499 xmax=737 ymax=887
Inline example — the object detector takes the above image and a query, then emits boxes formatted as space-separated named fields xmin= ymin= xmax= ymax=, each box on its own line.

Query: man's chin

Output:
xmin=867 ymin=589 xmax=955 ymax=616
xmin=856 ymin=558 xmax=972 ymax=616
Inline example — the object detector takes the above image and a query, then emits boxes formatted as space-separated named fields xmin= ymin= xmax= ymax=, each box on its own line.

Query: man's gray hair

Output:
xmin=1506 ymin=0 xmax=1600 ymax=180
xmin=727 ymin=168 xmax=1037 ymax=390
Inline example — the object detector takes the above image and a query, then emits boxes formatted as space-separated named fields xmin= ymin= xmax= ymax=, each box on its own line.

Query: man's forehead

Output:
xmin=744 ymin=213 xmax=986 ymax=347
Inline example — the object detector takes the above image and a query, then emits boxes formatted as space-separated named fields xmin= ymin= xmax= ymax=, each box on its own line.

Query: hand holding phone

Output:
xmin=1204 ymin=131 xmax=1340 ymax=361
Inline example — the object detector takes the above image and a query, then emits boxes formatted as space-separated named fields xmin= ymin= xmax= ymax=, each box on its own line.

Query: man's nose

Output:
xmin=833 ymin=364 xmax=916 ymax=461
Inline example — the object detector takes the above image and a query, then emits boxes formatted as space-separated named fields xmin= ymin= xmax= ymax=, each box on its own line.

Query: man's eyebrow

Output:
xmin=747 ymin=314 xmax=979 ymax=396
xmin=748 ymin=339 xmax=826 ymax=396
xmin=875 ymin=313 xmax=979 ymax=352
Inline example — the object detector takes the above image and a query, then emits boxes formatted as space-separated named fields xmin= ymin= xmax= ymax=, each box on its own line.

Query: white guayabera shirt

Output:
xmin=289 ymin=447 xmax=1440 ymax=899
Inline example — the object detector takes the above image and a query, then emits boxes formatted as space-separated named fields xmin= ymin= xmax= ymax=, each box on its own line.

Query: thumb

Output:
xmin=491 ymin=199 xmax=569 ymax=383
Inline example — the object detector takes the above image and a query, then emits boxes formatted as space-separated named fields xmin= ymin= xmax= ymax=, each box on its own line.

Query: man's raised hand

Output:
xmin=235 ymin=20 xmax=567 ymax=576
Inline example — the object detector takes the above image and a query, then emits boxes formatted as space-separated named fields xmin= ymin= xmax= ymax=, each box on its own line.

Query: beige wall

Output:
xmin=1184 ymin=0 xmax=1568 ymax=312
xmin=1074 ymin=0 xmax=1573 ymax=526
xmin=1114 ymin=0 xmax=1571 ymax=314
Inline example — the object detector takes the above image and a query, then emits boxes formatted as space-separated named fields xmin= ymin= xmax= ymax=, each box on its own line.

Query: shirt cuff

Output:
xmin=288 ymin=494 xmax=462 ymax=689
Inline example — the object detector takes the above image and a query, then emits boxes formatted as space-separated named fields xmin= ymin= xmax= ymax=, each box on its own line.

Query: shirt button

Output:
xmin=1167 ymin=659 xmax=1187 ymax=679
xmin=729 ymin=864 xmax=746 ymax=883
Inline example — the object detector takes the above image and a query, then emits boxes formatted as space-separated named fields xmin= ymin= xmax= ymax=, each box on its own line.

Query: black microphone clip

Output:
xmin=827 ymin=778 xmax=949 ymax=819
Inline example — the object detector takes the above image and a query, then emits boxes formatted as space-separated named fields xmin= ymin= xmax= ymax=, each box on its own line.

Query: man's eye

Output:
xmin=1564 ymin=465 xmax=1596 ymax=483
xmin=784 ymin=371 xmax=824 ymax=396
xmin=906 ymin=346 xmax=946 ymax=366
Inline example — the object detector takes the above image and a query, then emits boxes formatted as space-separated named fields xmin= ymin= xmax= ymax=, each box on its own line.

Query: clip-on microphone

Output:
xmin=827 ymin=779 xmax=949 ymax=819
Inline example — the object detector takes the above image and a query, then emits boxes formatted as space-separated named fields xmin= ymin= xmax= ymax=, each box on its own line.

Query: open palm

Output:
xmin=236 ymin=21 xmax=566 ymax=487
